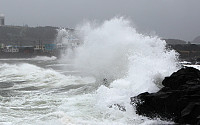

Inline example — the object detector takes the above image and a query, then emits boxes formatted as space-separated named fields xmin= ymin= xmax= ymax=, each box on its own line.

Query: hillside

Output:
xmin=0 ymin=26 xmax=192 ymax=46
xmin=192 ymin=35 xmax=200 ymax=44
xmin=163 ymin=39 xmax=187 ymax=44
xmin=0 ymin=26 xmax=60 ymax=46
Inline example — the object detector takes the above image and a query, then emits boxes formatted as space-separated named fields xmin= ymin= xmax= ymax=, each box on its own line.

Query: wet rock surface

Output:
xmin=131 ymin=67 xmax=200 ymax=124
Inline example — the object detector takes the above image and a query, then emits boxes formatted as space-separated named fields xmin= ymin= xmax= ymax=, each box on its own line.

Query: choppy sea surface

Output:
xmin=0 ymin=56 xmax=175 ymax=125
xmin=0 ymin=17 xmax=181 ymax=125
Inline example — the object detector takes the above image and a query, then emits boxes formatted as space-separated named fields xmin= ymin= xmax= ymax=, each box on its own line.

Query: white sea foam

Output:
xmin=56 ymin=17 xmax=179 ymax=124
xmin=184 ymin=64 xmax=200 ymax=70
xmin=70 ymin=17 xmax=179 ymax=93
xmin=0 ymin=17 xmax=180 ymax=125
xmin=0 ymin=63 xmax=94 ymax=89
xmin=0 ymin=56 xmax=57 ymax=61
xmin=32 ymin=56 xmax=57 ymax=61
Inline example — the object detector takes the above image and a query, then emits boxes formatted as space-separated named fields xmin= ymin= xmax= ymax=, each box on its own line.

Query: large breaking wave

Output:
xmin=55 ymin=17 xmax=180 ymax=124
xmin=61 ymin=17 xmax=179 ymax=94
xmin=0 ymin=17 xmax=180 ymax=125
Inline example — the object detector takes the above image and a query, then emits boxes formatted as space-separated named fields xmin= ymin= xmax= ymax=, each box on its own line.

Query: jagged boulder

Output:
xmin=131 ymin=67 xmax=200 ymax=124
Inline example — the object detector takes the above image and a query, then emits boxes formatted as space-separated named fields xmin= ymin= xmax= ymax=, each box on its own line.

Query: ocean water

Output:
xmin=0 ymin=17 xmax=179 ymax=125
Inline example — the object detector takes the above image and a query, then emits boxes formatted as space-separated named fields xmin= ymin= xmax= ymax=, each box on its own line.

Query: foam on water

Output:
xmin=58 ymin=17 xmax=179 ymax=124
xmin=66 ymin=17 xmax=179 ymax=92
xmin=1 ymin=17 xmax=179 ymax=125
xmin=32 ymin=56 xmax=57 ymax=61
xmin=0 ymin=56 xmax=57 ymax=61
xmin=184 ymin=64 xmax=200 ymax=70
xmin=0 ymin=63 xmax=97 ymax=125
xmin=0 ymin=63 xmax=94 ymax=89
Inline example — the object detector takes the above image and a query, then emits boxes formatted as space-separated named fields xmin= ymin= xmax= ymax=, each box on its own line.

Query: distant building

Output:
xmin=34 ymin=45 xmax=45 ymax=51
xmin=19 ymin=46 xmax=34 ymax=53
xmin=0 ymin=43 xmax=5 ymax=48
xmin=44 ymin=44 xmax=56 ymax=51
xmin=0 ymin=14 xmax=5 ymax=26
xmin=3 ymin=46 xmax=19 ymax=53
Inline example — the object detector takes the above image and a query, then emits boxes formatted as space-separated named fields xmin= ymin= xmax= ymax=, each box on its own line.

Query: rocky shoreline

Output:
xmin=131 ymin=67 xmax=200 ymax=124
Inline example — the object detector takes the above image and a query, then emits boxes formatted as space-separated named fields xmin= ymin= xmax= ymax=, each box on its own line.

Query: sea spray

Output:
xmin=56 ymin=17 xmax=180 ymax=124
xmin=56 ymin=28 xmax=80 ymax=60
xmin=0 ymin=17 xmax=180 ymax=124
xmin=62 ymin=17 xmax=180 ymax=87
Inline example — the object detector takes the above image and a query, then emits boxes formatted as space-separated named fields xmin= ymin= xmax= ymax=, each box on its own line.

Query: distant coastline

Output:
xmin=1 ymin=25 xmax=200 ymax=61
xmin=0 ymin=25 xmax=78 ymax=58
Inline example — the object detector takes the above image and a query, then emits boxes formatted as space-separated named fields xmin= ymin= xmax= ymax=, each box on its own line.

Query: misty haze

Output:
xmin=0 ymin=0 xmax=200 ymax=125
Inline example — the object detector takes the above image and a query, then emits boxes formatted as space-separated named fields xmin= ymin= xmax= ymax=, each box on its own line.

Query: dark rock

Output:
xmin=162 ymin=67 xmax=200 ymax=89
xmin=131 ymin=67 xmax=200 ymax=124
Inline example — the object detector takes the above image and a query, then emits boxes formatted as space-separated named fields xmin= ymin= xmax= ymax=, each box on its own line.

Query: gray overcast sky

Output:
xmin=0 ymin=0 xmax=200 ymax=41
